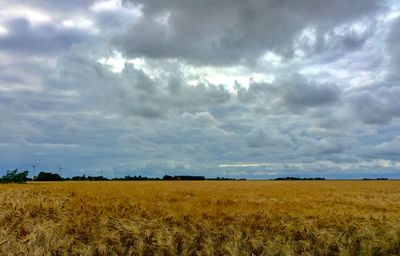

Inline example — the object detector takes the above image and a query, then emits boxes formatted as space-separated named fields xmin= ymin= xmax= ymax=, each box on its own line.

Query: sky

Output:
xmin=1 ymin=0 xmax=400 ymax=179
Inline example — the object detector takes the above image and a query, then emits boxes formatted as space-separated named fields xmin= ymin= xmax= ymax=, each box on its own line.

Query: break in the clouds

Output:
xmin=1 ymin=0 xmax=400 ymax=179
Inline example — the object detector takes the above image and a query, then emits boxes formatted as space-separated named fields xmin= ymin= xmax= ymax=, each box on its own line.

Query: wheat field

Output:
xmin=0 ymin=181 xmax=400 ymax=255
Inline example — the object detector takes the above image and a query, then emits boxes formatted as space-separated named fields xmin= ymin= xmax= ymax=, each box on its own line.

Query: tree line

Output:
xmin=273 ymin=177 xmax=326 ymax=180
xmin=0 ymin=169 xmax=244 ymax=183
xmin=1 ymin=170 xmax=393 ymax=183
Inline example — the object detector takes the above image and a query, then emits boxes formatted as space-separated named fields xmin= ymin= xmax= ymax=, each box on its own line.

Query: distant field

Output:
xmin=1 ymin=181 xmax=400 ymax=255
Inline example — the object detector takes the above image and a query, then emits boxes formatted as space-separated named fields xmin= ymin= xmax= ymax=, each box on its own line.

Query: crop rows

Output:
xmin=0 ymin=181 xmax=400 ymax=255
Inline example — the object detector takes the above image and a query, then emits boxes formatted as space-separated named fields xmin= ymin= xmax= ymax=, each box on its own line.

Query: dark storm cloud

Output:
xmin=93 ymin=8 xmax=137 ymax=31
xmin=9 ymin=0 xmax=96 ymax=12
xmin=236 ymin=73 xmax=341 ymax=114
xmin=279 ymin=75 xmax=340 ymax=111
xmin=0 ymin=18 xmax=91 ymax=55
xmin=115 ymin=0 xmax=382 ymax=65
xmin=346 ymin=85 xmax=400 ymax=125
xmin=386 ymin=17 xmax=400 ymax=79
xmin=246 ymin=127 xmax=292 ymax=149
xmin=344 ymin=17 xmax=400 ymax=125
xmin=46 ymin=51 xmax=232 ymax=119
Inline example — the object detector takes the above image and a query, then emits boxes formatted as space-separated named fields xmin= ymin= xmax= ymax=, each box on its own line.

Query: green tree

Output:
xmin=1 ymin=169 xmax=29 ymax=183
xmin=36 ymin=171 xmax=62 ymax=181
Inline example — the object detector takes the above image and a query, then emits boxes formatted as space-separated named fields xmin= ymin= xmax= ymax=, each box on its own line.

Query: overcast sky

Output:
xmin=1 ymin=0 xmax=400 ymax=179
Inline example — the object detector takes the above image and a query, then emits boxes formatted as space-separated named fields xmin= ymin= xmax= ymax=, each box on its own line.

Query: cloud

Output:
xmin=280 ymin=74 xmax=341 ymax=111
xmin=361 ymin=136 xmax=400 ymax=159
xmin=386 ymin=17 xmax=400 ymax=78
xmin=246 ymin=127 xmax=292 ymax=148
xmin=5 ymin=0 xmax=97 ymax=12
xmin=47 ymin=53 xmax=232 ymax=119
xmin=347 ymin=85 xmax=400 ymax=124
xmin=114 ymin=0 xmax=382 ymax=65
xmin=236 ymin=73 xmax=341 ymax=114
xmin=0 ymin=18 xmax=92 ymax=55
xmin=1 ymin=0 xmax=400 ymax=179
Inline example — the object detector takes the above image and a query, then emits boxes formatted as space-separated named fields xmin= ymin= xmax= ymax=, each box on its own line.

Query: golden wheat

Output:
xmin=0 ymin=181 xmax=400 ymax=255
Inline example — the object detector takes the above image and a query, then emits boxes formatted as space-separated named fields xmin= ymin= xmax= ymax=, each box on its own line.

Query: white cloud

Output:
xmin=91 ymin=0 xmax=122 ymax=11
xmin=0 ymin=5 xmax=51 ymax=24
xmin=0 ymin=26 xmax=7 ymax=34
xmin=62 ymin=18 xmax=95 ymax=30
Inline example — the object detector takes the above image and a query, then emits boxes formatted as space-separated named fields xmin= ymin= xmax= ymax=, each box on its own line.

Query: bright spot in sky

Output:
xmin=0 ymin=5 xmax=51 ymax=24
xmin=62 ymin=18 xmax=94 ymax=30
xmin=0 ymin=26 xmax=7 ymax=34
xmin=91 ymin=0 xmax=122 ymax=11
xmin=98 ymin=52 xmax=127 ymax=73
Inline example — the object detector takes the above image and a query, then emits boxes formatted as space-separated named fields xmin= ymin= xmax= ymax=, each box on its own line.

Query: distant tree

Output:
xmin=163 ymin=175 xmax=174 ymax=180
xmin=36 ymin=172 xmax=63 ymax=181
xmin=1 ymin=169 xmax=29 ymax=183
xmin=273 ymin=177 xmax=325 ymax=180
xmin=363 ymin=178 xmax=388 ymax=180
xmin=71 ymin=175 xmax=86 ymax=181
xmin=162 ymin=175 xmax=205 ymax=180
xmin=175 ymin=175 xmax=205 ymax=180
xmin=87 ymin=176 xmax=108 ymax=181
